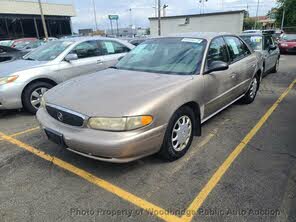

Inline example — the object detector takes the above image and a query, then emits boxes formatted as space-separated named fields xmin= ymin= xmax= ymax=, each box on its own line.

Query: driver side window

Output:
xmin=207 ymin=37 xmax=229 ymax=67
xmin=70 ymin=41 xmax=101 ymax=59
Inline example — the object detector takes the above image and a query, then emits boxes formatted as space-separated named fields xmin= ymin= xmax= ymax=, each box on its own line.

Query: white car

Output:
xmin=0 ymin=37 xmax=134 ymax=113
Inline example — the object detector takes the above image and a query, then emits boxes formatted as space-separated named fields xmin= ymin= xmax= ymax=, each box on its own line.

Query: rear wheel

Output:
xmin=159 ymin=106 xmax=195 ymax=161
xmin=240 ymin=76 xmax=259 ymax=104
xmin=22 ymin=82 xmax=53 ymax=114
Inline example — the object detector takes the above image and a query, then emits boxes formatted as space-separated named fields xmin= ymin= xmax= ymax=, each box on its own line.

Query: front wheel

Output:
xmin=22 ymin=82 xmax=53 ymax=114
xmin=159 ymin=106 xmax=195 ymax=161
xmin=240 ymin=77 xmax=259 ymax=104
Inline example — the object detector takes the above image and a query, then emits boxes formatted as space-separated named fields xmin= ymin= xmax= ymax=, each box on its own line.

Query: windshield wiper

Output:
xmin=109 ymin=66 xmax=118 ymax=69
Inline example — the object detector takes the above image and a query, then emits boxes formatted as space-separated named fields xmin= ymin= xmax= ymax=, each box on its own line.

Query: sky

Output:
xmin=45 ymin=0 xmax=278 ymax=32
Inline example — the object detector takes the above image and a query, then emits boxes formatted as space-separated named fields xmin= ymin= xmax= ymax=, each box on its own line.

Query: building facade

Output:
xmin=149 ymin=10 xmax=245 ymax=36
xmin=0 ymin=0 xmax=75 ymax=40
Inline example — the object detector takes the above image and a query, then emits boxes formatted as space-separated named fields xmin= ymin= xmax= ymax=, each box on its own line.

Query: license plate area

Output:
xmin=44 ymin=128 xmax=66 ymax=147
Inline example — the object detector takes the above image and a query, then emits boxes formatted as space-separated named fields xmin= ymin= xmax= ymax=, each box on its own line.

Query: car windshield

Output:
xmin=241 ymin=35 xmax=262 ymax=50
xmin=115 ymin=37 xmax=207 ymax=75
xmin=23 ymin=40 xmax=74 ymax=61
xmin=281 ymin=34 xmax=296 ymax=41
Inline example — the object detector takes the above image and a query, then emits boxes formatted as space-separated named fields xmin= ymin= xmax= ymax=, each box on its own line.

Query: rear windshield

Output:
xmin=240 ymin=35 xmax=262 ymax=50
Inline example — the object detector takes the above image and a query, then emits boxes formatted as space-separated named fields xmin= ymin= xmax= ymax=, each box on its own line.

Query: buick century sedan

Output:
xmin=37 ymin=33 xmax=263 ymax=163
xmin=0 ymin=37 xmax=133 ymax=113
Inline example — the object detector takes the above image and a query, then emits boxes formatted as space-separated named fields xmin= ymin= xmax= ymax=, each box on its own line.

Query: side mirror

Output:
xmin=269 ymin=45 xmax=277 ymax=51
xmin=205 ymin=61 xmax=229 ymax=74
xmin=65 ymin=53 xmax=78 ymax=62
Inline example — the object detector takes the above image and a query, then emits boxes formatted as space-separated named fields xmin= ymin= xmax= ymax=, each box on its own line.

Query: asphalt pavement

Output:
xmin=0 ymin=55 xmax=295 ymax=222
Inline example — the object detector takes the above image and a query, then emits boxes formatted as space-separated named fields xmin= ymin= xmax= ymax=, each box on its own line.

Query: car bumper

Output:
xmin=0 ymin=82 xmax=23 ymax=110
xmin=36 ymin=107 xmax=167 ymax=163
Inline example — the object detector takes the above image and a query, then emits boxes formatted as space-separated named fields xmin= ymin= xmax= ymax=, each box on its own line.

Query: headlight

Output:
xmin=281 ymin=43 xmax=288 ymax=47
xmin=0 ymin=75 xmax=19 ymax=85
xmin=88 ymin=116 xmax=153 ymax=131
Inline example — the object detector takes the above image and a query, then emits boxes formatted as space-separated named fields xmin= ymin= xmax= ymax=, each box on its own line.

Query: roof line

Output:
xmin=148 ymin=10 xmax=245 ymax=20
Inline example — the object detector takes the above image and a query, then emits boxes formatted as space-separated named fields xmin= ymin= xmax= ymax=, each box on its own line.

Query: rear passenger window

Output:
xmin=100 ymin=41 xmax=130 ymax=55
xmin=224 ymin=36 xmax=250 ymax=62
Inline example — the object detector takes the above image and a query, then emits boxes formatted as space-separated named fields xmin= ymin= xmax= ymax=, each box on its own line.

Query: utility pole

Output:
xmin=92 ymin=0 xmax=98 ymax=31
xmin=158 ymin=0 xmax=161 ymax=36
xmin=155 ymin=0 xmax=157 ymax=17
xmin=281 ymin=8 xmax=285 ymax=30
xmin=163 ymin=4 xmax=168 ymax=17
xmin=254 ymin=0 xmax=260 ymax=29
xmin=38 ymin=0 xmax=48 ymax=40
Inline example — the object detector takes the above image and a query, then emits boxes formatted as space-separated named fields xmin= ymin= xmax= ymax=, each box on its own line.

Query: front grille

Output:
xmin=46 ymin=105 xmax=85 ymax=127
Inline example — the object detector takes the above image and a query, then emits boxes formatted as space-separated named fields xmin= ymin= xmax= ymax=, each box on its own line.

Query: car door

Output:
xmin=203 ymin=37 xmax=236 ymax=118
xmin=98 ymin=40 xmax=131 ymax=67
xmin=263 ymin=35 xmax=278 ymax=71
xmin=57 ymin=40 xmax=107 ymax=82
xmin=224 ymin=36 xmax=255 ymax=96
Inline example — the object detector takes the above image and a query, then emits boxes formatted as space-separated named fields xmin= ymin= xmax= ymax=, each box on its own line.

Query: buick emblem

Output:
xmin=57 ymin=112 xmax=63 ymax=122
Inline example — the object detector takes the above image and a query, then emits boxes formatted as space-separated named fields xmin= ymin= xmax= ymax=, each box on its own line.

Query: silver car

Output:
xmin=240 ymin=33 xmax=280 ymax=74
xmin=0 ymin=37 xmax=134 ymax=113
xmin=37 ymin=33 xmax=263 ymax=163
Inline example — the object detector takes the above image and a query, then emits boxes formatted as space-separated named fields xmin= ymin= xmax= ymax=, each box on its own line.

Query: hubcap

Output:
xmin=249 ymin=78 xmax=258 ymax=99
xmin=171 ymin=115 xmax=192 ymax=152
xmin=30 ymin=87 xmax=48 ymax=109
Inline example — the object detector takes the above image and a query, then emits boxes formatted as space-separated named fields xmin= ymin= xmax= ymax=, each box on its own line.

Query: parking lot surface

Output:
xmin=0 ymin=55 xmax=296 ymax=222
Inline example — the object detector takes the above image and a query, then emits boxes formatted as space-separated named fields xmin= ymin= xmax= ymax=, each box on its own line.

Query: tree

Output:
xmin=243 ymin=17 xmax=256 ymax=30
xmin=272 ymin=0 xmax=296 ymax=29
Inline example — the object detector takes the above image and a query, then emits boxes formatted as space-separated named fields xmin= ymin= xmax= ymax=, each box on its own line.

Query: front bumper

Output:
xmin=36 ymin=107 xmax=167 ymax=163
xmin=0 ymin=82 xmax=24 ymax=110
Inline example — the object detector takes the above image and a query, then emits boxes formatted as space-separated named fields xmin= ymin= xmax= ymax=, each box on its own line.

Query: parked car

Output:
xmin=37 ymin=33 xmax=263 ymax=163
xmin=278 ymin=34 xmax=296 ymax=54
xmin=0 ymin=40 xmax=13 ymax=47
xmin=0 ymin=45 xmax=27 ymax=63
xmin=240 ymin=33 xmax=280 ymax=74
xmin=14 ymin=40 xmax=45 ymax=52
xmin=10 ymin=38 xmax=37 ymax=48
xmin=0 ymin=37 xmax=134 ymax=113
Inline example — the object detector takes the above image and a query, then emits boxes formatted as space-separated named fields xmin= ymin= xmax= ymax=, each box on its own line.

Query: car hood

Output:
xmin=0 ymin=59 xmax=48 ymax=77
xmin=45 ymin=68 xmax=192 ymax=117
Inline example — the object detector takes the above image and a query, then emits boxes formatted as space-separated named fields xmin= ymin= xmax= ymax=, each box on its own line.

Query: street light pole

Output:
xmin=38 ymin=0 xmax=48 ymax=40
xmin=281 ymin=8 xmax=285 ymax=30
xmin=158 ymin=0 xmax=161 ymax=36
xmin=254 ymin=0 xmax=260 ymax=29
xmin=92 ymin=0 xmax=98 ymax=31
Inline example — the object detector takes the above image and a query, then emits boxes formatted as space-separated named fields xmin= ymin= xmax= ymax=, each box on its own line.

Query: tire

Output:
xmin=22 ymin=81 xmax=53 ymax=114
xmin=159 ymin=106 xmax=196 ymax=161
xmin=271 ymin=58 xmax=279 ymax=73
xmin=240 ymin=76 xmax=259 ymax=104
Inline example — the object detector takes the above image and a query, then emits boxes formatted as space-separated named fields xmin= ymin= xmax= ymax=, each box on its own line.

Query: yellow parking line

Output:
xmin=0 ymin=131 xmax=182 ymax=222
xmin=181 ymin=79 xmax=296 ymax=222
xmin=0 ymin=127 xmax=40 ymax=141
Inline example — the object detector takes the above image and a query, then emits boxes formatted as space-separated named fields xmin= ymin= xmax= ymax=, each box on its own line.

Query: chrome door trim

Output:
xmin=201 ymin=94 xmax=245 ymax=124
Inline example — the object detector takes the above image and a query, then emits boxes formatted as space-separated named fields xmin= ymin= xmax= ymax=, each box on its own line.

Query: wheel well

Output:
xmin=21 ymin=78 xmax=57 ymax=100
xmin=255 ymin=69 xmax=262 ymax=88
xmin=180 ymin=101 xmax=201 ymax=136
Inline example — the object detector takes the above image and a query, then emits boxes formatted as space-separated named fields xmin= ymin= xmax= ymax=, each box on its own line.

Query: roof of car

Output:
xmin=57 ymin=36 xmax=123 ymax=42
xmin=154 ymin=32 xmax=233 ymax=41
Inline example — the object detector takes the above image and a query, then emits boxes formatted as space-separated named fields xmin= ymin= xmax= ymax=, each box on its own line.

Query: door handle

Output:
xmin=97 ymin=60 xmax=104 ymax=65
